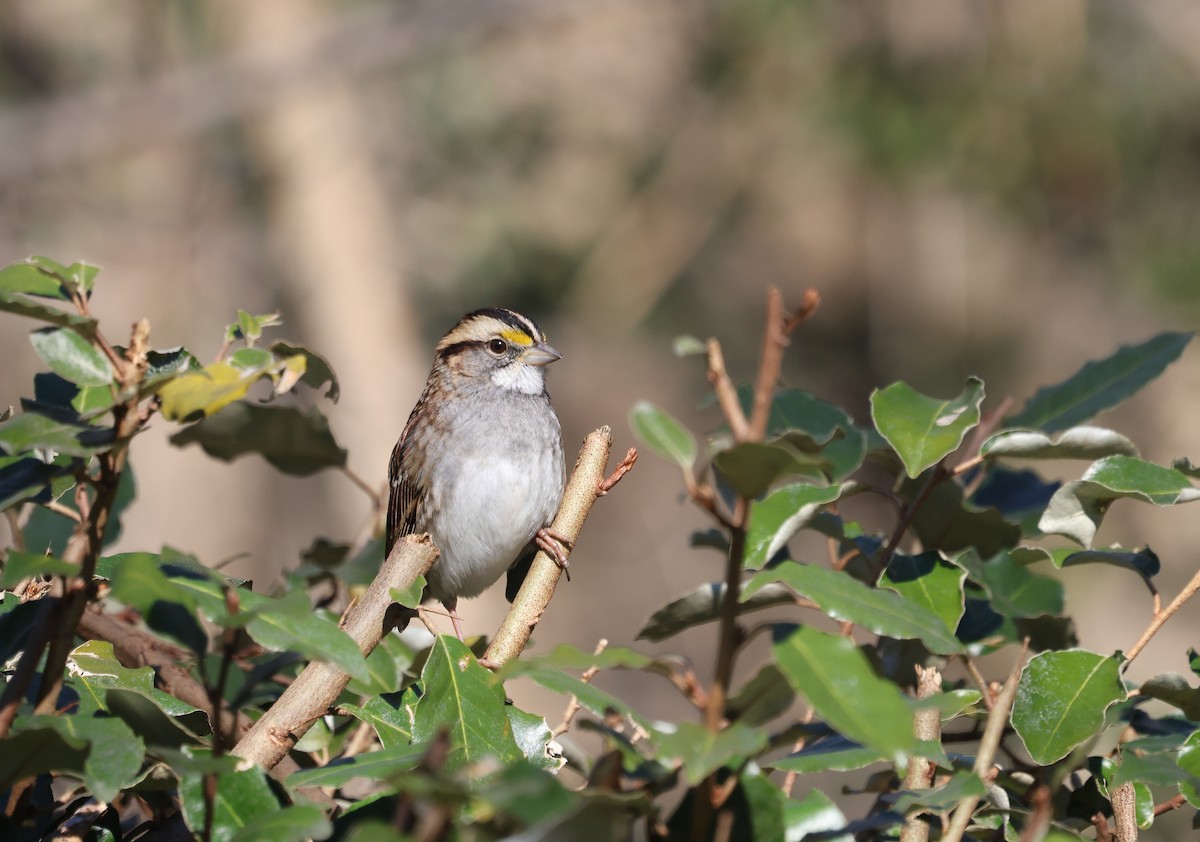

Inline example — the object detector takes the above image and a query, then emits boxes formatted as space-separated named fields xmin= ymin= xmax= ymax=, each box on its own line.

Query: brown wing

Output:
xmin=385 ymin=400 xmax=425 ymax=556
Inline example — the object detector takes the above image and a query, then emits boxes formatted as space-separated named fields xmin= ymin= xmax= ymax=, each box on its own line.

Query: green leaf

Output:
xmin=29 ymin=327 xmax=114 ymax=387
xmin=0 ymin=549 xmax=75 ymax=588
xmin=0 ymin=455 xmax=63 ymax=512
xmin=13 ymin=714 xmax=143 ymax=802
xmin=889 ymin=770 xmax=987 ymax=814
xmin=0 ymin=411 xmax=115 ymax=458
xmin=771 ymin=736 xmax=887 ymax=774
xmin=229 ymin=310 xmax=282 ymax=346
xmin=745 ymin=483 xmax=844 ymax=569
xmin=67 ymin=640 xmax=200 ymax=716
xmin=169 ymin=403 xmax=347 ymax=475
xmin=507 ymin=706 xmax=563 ymax=771
xmin=1008 ymin=332 xmax=1194 ymax=433
xmin=517 ymin=668 xmax=651 ymax=732
xmin=773 ymin=625 xmax=916 ymax=763
xmin=1138 ymin=674 xmax=1200 ymax=721
xmin=636 ymin=580 xmax=794 ymax=642
xmin=954 ymin=549 xmax=1064 ymax=619
xmin=499 ymin=643 xmax=657 ymax=676
xmin=880 ymin=551 xmax=966 ymax=636
xmin=1039 ymin=456 xmax=1200 ymax=547
xmin=1179 ymin=730 xmax=1200 ymax=807
xmin=0 ymin=257 xmax=72 ymax=299
xmin=411 ymin=635 xmax=522 ymax=772
xmin=726 ymin=664 xmax=795 ymax=727
xmin=178 ymin=752 xmax=280 ymax=842
xmin=734 ymin=388 xmax=868 ymax=482
xmin=341 ymin=690 xmax=418 ymax=749
xmin=289 ymin=743 xmax=428 ymax=791
xmin=1056 ymin=546 xmax=1160 ymax=583
xmin=652 ymin=721 xmax=767 ymax=786
xmin=782 ymin=781 xmax=852 ymax=842
xmin=1012 ymin=649 xmax=1125 ymax=764
xmin=389 ymin=574 xmax=426 ymax=610
xmin=629 ymin=401 xmax=696 ymax=469
xmin=270 ymin=341 xmax=340 ymax=402
xmin=871 ymin=377 xmax=985 ymax=478
xmin=981 ymin=426 xmax=1139 ymax=461
xmin=232 ymin=806 xmax=331 ymax=842
xmin=746 ymin=562 xmax=963 ymax=655
xmin=673 ymin=335 xmax=706 ymax=356
xmin=909 ymin=477 xmax=1021 ymax=557
xmin=712 ymin=441 xmax=826 ymax=498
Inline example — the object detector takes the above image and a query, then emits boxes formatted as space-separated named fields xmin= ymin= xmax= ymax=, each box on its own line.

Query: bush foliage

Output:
xmin=1 ymin=259 xmax=1198 ymax=841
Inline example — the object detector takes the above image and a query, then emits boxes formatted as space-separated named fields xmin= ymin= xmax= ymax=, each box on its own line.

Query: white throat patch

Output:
xmin=491 ymin=362 xmax=545 ymax=394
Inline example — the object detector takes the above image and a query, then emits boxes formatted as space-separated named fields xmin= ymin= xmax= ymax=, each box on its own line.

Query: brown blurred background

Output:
xmin=2 ymin=0 xmax=1199 ymax=831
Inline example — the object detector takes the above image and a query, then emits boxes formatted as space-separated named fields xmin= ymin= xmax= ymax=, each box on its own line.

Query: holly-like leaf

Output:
xmin=981 ymin=426 xmax=1139 ymax=461
xmin=29 ymin=327 xmax=114 ymax=387
xmin=169 ymin=403 xmax=347 ymax=475
xmin=773 ymin=625 xmax=916 ymax=763
xmin=744 ymin=483 xmax=844 ymax=569
xmin=1008 ymin=332 xmax=1193 ymax=433
xmin=507 ymin=706 xmax=563 ymax=771
xmin=871 ymin=377 xmax=984 ymax=478
xmin=341 ymin=690 xmax=419 ymax=749
xmin=12 ymin=714 xmax=143 ymax=802
xmin=713 ymin=441 xmax=826 ymax=498
xmin=1039 ymin=456 xmax=1200 ymax=547
xmin=629 ymin=401 xmax=696 ymax=470
xmin=747 ymin=562 xmax=964 ymax=654
xmin=0 ymin=257 xmax=73 ymax=299
xmin=411 ymin=635 xmax=522 ymax=772
xmin=68 ymin=640 xmax=200 ymax=717
xmin=1012 ymin=649 xmax=1124 ymax=764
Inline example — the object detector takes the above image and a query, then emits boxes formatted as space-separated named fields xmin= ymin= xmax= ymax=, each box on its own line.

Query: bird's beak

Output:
xmin=522 ymin=342 xmax=562 ymax=366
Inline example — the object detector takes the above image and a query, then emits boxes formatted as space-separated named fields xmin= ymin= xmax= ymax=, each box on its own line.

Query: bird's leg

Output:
xmin=535 ymin=527 xmax=574 ymax=581
xmin=444 ymin=597 xmax=465 ymax=641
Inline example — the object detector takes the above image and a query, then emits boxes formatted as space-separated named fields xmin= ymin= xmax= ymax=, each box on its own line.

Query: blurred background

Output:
xmin=2 ymin=0 xmax=1199 ymax=831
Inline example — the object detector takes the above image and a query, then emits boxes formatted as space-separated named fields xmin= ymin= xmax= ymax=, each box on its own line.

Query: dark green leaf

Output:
xmin=652 ymin=721 xmax=767 ymax=786
xmin=881 ymin=551 xmax=966 ymax=636
xmin=909 ymin=478 xmax=1021 ymax=557
xmin=629 ymin=401 xmax=696 ymax=469
xmin=0 ymin=411 xmax=115 ymax=458
xmin=1040 ymin=456 xmax=1200 ymax=547
xmin=178 ymin=752 xmax=279 ymax=842
xmin=14 ymin=714 xmax=143 ymax=802
xmin=745 ymin=483 xmax=844 ymax=569
xmin=29 ymin=327 xmax=114 ymax=387
xmin=142 ymin=347 xmax=201 ymax=390
xmin=954 ymin=549 xmax=1064 ymax=619
xmin=871 ymin=377 xmax=985 ymax=478
xmin=270 ymin=341 xmax=340 ymax=402
xmin=1138 ymin=674 xmax=1200 ymax=721
xmin=1012 ymin=650 xmax=1124 ymax=764
xmin=499 ymin=643 xmax=655 ymax=676
xmin=1008 ymin=332 xmax=1194 ymax=433
xmin=982 ymin=426 xmax=1139 ymax=461
xmin=889 ymin=771 xmax=986 ymax=813
xmin=411 ymin=635 xmax=522 ymax=771
xmin=170 ymin=403 xmax=347 ymax=475
xmin=726 ymin=664 xmax=795 ymax=727
xmin=0 ymin=548 xmax=75 ymax=588
xmin=712 ymin=441 xmax=825 ymax=498
xmin=773 ymin=625 xmax=916 ymax=762
xmin=0 ymin=455 xmax=62 ymax=511
xmin=747 ymin=561 xmax=963 ymax=654
xmin=1057 ymin=546 xmax=1159 ymax=583
xmin=0 ymin=727 xmax=88 ymax=793
xmin=636 ymin=581 xmax=794 ymax=642
xmin=390 ymin=574 xmax=426 ymax=610
xmin=1179 ymin=730 xmax=1200 ymax=808
xmin=517 ymin=668 xmax=651 ymax=731
xmin=771 ymin=735 xmax=886 ymax=774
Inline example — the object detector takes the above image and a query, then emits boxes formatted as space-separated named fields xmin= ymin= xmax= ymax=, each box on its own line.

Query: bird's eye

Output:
xmin=487 ymin=338 xmax=508 ymax=356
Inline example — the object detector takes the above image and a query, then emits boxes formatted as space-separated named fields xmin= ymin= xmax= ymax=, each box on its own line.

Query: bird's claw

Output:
xmin=536 ymin=527 xmax=573 ymax=581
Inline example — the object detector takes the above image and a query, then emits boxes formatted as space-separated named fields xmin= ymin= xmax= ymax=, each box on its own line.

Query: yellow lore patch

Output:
xmin=500 ymin=329 xmax=534 ymax=347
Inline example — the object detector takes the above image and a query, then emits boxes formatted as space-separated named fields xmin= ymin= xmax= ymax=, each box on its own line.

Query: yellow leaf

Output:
xmin=159 ymin=362 xmax=253 ymax=421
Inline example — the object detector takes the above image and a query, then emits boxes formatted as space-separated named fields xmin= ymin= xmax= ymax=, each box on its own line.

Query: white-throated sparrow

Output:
xmin=386 ymin=308 xmax=568 ymax=638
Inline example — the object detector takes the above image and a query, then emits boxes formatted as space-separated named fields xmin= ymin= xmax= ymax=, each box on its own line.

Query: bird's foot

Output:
xmin=536 ymin=527 xmax=574 ymax=582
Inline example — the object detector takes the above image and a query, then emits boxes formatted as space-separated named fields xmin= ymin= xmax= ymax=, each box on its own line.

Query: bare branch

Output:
xmin=1125 ymin=563 xmax=1200 ymax=665
xmin=705 ymin=339 xmax=749 ymax=442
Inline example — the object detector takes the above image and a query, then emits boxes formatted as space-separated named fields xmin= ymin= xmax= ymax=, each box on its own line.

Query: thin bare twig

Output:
xmin=959 ymin=655 xmax=995 ymax=712
xmin=598 ymin=449 xmax=638 ymax=495
xmin=1125 ymin=563 xmax=1200 ymax=665
xmin=873 ymin=465 xmax=949 ymax=582
xmin=42 ymin=501 xmax=83 ymax=524
xmin=747 ymin=288 xmax=819 ymax=442
xmin=554 ymin=639 xmax=608 ymax=736
xmin=942 ymin=641 xmax=1029 ymax=842
xmin=340 ymin=465 xmax=382 ymax=507
xmin=706 ymin=339 xmax=749 ymax=442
